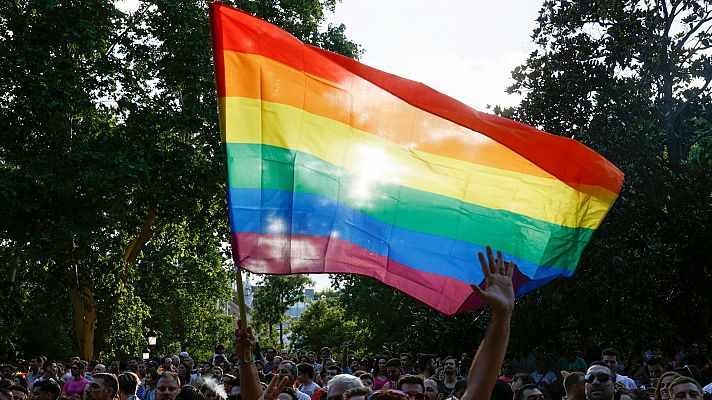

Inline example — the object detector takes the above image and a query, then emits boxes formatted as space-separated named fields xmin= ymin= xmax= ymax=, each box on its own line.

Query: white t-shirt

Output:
xmin=299 ymin=382 xmax=320 ymax=397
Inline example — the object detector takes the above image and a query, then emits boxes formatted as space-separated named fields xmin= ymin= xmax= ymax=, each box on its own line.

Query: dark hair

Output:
xmin=514 ymin=384 xmax=538 ymax=400
xmin=281 ymin=388 xmax=298 ymax=400
xmin=563 ymin=372 xmax=583 ymax=394
xmin=297 ymin=363 xmax=315 ymax=379
xmin=279 ymin=361 xmax=297 ymax=376
xmin=396 ymin=375 xmax=424 ymax=391
xmin=176 ymin=385 xmax=205 ymax=400
xmin=385 ymin=359 xmax=401 ymax=369
xmin=513 ymin=373 xmax=535 ymax=385
xmin=602 ymin=348 xmax=619 ymax=359
xmin=93 ymin=373 xmax=119 ymax=398
xmin=587 ymin=362 xmax=615 ymax=379
xmin=118 ymin=372 xmax=140 ymax=395
xmin=360 ymin=373 xmax=374 ymax=381
xmin=33 ymin=379 xmax=61 ymax=400
xmin=8 ymin=386 xmax=28 ymax=396
xmin=326 ymin=365 xmax=342 ymax=374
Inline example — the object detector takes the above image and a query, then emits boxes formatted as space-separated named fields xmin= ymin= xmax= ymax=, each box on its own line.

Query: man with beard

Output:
xmin=440 ymin=357 xmax=462 ymax=397
xmin=382 ymin=359 xmax=401 ymax=389
xmin=155 ymin=372 xmax=181 ymax=400
xmin=86 ymin=373 xmax=119 ymax=400
xmin=583 ymin=363 xmax=615 ymax=400
xmin=62 ymin=361 xmax=90 ymax=399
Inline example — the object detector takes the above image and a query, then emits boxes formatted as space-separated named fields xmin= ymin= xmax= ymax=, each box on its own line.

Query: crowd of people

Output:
xmin=1 ymin=249 xmax=710 ymax=400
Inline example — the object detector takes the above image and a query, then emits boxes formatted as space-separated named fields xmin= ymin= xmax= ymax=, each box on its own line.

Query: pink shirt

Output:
xmin=63 ymin=378 xmax=90 ymax=397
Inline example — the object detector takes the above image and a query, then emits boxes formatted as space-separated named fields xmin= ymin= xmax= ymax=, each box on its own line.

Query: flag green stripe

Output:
xmin=226 ymin=143 xmax=593 ymax=270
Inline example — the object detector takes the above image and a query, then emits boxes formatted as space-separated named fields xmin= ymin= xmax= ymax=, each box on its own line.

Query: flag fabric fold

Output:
xmin=210 ymin=3 xmax=624 ymax=315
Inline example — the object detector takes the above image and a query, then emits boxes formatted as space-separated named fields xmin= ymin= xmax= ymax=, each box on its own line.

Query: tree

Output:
xmin=494 ymin=0 xmax=712 ymax=350
xmin=251 ymin=275 xmax=313 ymax=349
xmin=289 ymin=297 xmax=364 ymax=354
xmin=0 ymin=0 xmax=360 ymax=360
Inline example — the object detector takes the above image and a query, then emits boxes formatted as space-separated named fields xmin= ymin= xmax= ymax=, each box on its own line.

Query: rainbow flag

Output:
xmin=210 ymin=3 xmax=624 ymax=315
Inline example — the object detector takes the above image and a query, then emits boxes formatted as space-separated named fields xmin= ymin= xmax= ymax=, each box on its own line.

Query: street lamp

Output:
xmin=142 ymin=348 xmax=151 ymax=360
xmin=147 ymin=330 xmax=157 ymax=346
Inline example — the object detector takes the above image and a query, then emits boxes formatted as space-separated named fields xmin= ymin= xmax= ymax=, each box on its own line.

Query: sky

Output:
xmin=117 ymin=0 xmax=544 ymax=291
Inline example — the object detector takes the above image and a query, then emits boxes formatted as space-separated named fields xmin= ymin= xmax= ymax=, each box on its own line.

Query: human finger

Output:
xmin=477 ymin=250 xmax=491 ymax=280
xmin=497 ymin=250 xmax=505 ymax=274
xmin=506 ymin=262 xmax=515 ymax=278
xmin=486 ymin=246 xmax=497 ymax=274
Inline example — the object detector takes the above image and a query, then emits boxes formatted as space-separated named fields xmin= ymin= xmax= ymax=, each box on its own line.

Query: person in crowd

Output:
xmin=175 ymin=385 xmax=204 ymax=400
xmin=601 ymin=349 xmax=636 ymax=390
xmin=263 ymin=349 xmax=277 ymax=375
xmin=86 ymin=373 xmax=119 ymax=400
xmin=26 ymin=357 xmax=44 ymax=389
xmin=437 ymin=358 xmax=462 ymax=397
xmin=38 ymin=362 xmax=60 ymax=384
xmin=12 ymin=373 xmax=27 ymax=390
xmin=62 ymin=360 xmax=90 ymax=399
xmin=220 ymin=374 xmax=240 ymax=399
xmin=447 ymin=379 xmax=468 ymax=400
xmin=9 ymin=385 xmax=28 ymax=400
xmin=32 ymin=379 xmax=61 ymax=400
xmin=381 ymin=360 xmax=402 ymax=390
xmin=118 ymin=372 xmax=140 ymax=400
xmin=654 ymin=372 xmax=681 ymax=400
xmin=162 ymin=359 xmax=175 ymax=374
xmin=399 ymin=355 xmax=416 ymax=377
xmin=514 ymin=384 xmax=543 ymax=400
xmin=373 ymin=358 xmax=390 ymax=390
xmin=295 ymin=364 xmax=318 ymax=397
xmin=200 ymin=378 xmax=227 ymax=400
xmin=361 ymin=374 xmax=375 ymax=390
xmin=583 ymin=362 xmax=616 ymax=400
xmin=512 ymin=373 xmax=535 ymax=394
xmin=275 ymin=361 xmax=309 ymax=400
xmin=530 ymin=358 xmax=556 ymax=400
xmin=176 ymin=364 xmax=191 ymax=389
xmin=326 ymin=374 xmax=365 ymax=400
xmin=416 ymin=357 xmax=436 ymax=380
xmin=156 ymin=372 xmax=181 ymax=400
xmin=423 ymin=379 xmax=444 ymax=400
xmin=397 ymin=375 xmax=425 ymax=399
xmin=558 ymin=352 xmax=587 ymax=374
xmin=498 ymin=360 xmax=514 ymax=384
xmin=344 ymin=387 xmax=372 ymax=400
xmin=94 ymin=364 xmax=107 ymax=375
xmin=322 ymin=365 xmax=342 ymax=387
xmin=562 ymin=371 xmax=585 ymax=400
xmin=667 ymin=377 xmax=703 ymax=400
xmin=211 ymin=367 xmax=223 ymax=382
xmin=0 ymin=388 xmax=12 ymax=400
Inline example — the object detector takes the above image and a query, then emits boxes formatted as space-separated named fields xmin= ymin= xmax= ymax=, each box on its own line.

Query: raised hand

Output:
xmin=234 ymin=320 xmax=255 ymax=362
xmin=259 ymin=374 xmax=291 ymax=400
xmin=471 ymin=246 xmax=515 ymax=314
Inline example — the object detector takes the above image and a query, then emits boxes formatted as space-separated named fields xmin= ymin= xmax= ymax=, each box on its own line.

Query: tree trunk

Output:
xmin=279 ymin=321 xmax=283 ymax=349
xmin=68 ymin=268 xmax=97 ymax=360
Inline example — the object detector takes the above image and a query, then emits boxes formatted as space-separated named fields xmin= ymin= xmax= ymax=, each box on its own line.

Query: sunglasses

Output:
xmin=583 ymin=373 xmax=612 ymax=383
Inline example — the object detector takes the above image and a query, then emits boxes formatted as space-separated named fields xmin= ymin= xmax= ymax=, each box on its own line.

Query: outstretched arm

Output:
xmin=460 ymin=247 xmax=515 ymax=400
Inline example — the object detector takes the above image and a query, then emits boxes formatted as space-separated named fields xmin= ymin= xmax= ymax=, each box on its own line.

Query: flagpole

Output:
xmin=234 ymin=260 xmax=251 ymax=361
